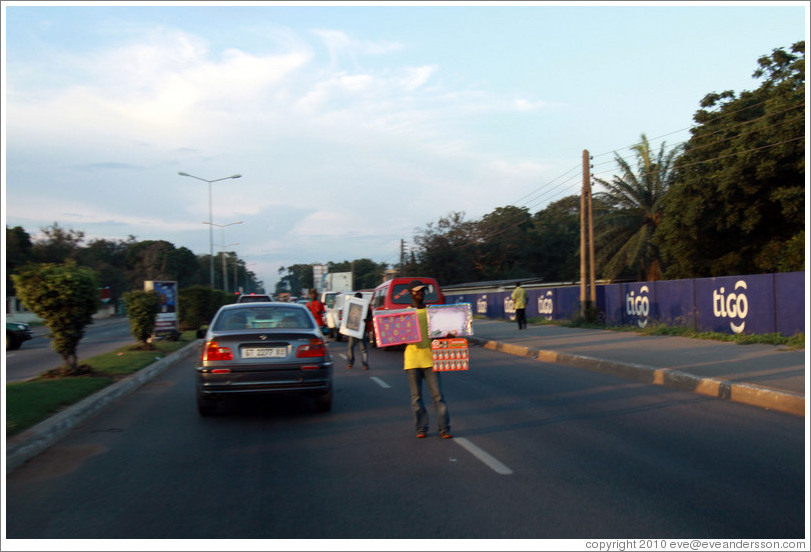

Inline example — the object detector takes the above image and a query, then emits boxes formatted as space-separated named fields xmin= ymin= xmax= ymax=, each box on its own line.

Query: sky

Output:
xmin=2 ymin=1 xmax=808 ymax=292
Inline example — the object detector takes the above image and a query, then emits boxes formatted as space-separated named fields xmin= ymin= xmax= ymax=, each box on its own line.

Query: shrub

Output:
xmin=178 ymin=285 xmax=233 ymax=330
xmin=123 ymin=290 xmax=160 ymax=349
xmin=11 ymin=260 xmax=99 ymax=375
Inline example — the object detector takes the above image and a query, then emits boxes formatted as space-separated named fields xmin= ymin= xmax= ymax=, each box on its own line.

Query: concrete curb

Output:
xmin=467 ymin=336 xmax=805 ymax=418
xmin=6 ymin=340 xmax=201 ymax=474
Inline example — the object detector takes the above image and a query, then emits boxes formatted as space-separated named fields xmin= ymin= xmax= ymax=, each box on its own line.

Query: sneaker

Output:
xmin=346 ymin=364 xmax=352 ymax=369
xmin=440 ymin=431 xmax=453 ymax=439
xmin=362 ymin=365 xmax=369 ymax=370
xmin=416 ymin=432 xmax=427 ymax=439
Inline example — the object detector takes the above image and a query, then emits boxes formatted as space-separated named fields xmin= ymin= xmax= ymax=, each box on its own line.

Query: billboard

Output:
xmin=144 ymin=280 xmax=179 ymax=337
xmin=313 ymin=265 xmax=328 ymax=292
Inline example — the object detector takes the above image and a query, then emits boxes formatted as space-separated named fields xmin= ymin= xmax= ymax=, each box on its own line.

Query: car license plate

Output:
xmin=242 ymin=347 xmax=287 ymax=359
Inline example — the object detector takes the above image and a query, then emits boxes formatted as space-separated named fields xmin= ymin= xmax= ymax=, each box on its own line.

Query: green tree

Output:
xmin=123 ymin=290 xmax=160 ymax=349
xmin=352 ymin=258 xmax=388 ymax=289
xmin=476 ymin=206 xmax=535 ymax=280
xmin=6 ymin=226 xmax=34 ymax=295
xmin=275 ymin=264 xmax=313 ymax=296
xmin=31 ymin=222 xmax=85 ymax=264
xmin=593 ymin=133 xmax=679 ymax=281
xmin=413 ymin=212 xmax=480 ymax=285
xmin=527 ymin=195 xmax=582 ymax=282
xmin=178 ymin=285 xmax=232 ymax=330
xmin=656 ymin=41 xmax=805 ymax=278
xmin=11 ymin=260 xmax=99 ymax=375
xmin=76 ymin=237 xmax=131 ymax=306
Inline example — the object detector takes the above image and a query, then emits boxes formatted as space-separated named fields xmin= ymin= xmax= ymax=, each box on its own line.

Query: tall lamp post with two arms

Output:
xmin=204 ymin=220 xmax=243 ymax=293
xmin=177 ymin=171 xmax=242 ymax=288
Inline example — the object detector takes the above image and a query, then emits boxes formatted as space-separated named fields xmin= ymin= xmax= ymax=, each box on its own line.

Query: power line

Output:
xmin=402 ymin=89 xmax=804 ymax=261
xmin=590 ymin=95 xmax=800 ymax=160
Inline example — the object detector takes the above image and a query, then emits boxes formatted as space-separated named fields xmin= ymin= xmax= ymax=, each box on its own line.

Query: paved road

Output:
xmin=5 ymin=318 xmax=134 ymax=383
xmin=5 ymin=340 xmax=805 ymax=540
xmin=469 ymin=319 xmax=806 ymax=416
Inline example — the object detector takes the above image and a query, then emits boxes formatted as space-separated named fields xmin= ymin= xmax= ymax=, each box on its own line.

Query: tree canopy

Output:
xmin=655 ymin=41 xmax=805 ymax=278
xmin=11 ymin=260 xmax=99 ymax=375
xmin=593 ymin=134 xmax=680 ymax=281
xmin=6 ymin=224 xmax=265 ymax=302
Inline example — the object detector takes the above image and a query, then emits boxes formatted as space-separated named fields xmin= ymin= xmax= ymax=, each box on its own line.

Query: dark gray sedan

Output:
xmin=196 ymin=303 xmax=333 ymax=415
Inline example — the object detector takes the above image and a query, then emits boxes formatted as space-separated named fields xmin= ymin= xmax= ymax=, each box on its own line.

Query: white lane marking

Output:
xmin=454 ymin=437 xmax=514 ymax=475
xmin=337 ymin=353 xmax=347 ymax=360
xmin=370 ymin=376 xmax=391 ymax=389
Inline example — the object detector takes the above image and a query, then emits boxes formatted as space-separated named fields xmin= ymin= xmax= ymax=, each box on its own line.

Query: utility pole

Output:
xmin=580 ymin=149 xmax=595 ymax=318
xmin=400 ymin=239 xmax=406 ymax=277
xmin=588 ymin=165 xmax=596 ymax=307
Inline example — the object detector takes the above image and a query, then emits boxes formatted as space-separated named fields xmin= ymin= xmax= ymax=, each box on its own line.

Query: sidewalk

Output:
xmin=468 ymin=319 xmax=806 ymax=417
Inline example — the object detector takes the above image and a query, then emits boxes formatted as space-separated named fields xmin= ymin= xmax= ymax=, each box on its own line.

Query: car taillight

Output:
xmin=203 ymin=341 xmax=233 ymax=361
xmin=296 ymin=338 xmax=326 ymax=358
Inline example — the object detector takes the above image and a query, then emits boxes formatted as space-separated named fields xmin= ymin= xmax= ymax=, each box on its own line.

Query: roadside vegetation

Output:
xmin=6 ymin=332 xmax=196 ymax=438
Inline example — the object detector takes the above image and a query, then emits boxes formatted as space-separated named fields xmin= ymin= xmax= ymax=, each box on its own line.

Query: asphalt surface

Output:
xmin=469 ymin=319 xmax=806 ymax=417
xmin=6 ymin=317 xmax=807 ymax=474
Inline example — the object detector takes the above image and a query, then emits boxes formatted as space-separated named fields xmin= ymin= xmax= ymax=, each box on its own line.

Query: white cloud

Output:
xmin=401 ymin=65 xmax=437 ymax=91
xmin=5 ymin=20 xmax=564 ymax=291
xmin=312 ymin=29 xmax=404 ymax=66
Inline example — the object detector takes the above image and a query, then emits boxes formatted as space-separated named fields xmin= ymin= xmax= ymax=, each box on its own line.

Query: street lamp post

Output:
xmin=203 ymin=221 xmax=243 ymax=292
xmin=178 ymin=172 xmax=242 ymax=288
xmin=217 ymin=243 xmax=239 ymax=294
xmin=245 ymin=262 xmax=258 ymax=295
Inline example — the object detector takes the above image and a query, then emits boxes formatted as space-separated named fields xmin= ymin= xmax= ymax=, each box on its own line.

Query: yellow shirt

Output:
xmin=404 ymin=308 xmax=433 ymax=369
xmin=512 ymin=286 xmax=528 ymax=309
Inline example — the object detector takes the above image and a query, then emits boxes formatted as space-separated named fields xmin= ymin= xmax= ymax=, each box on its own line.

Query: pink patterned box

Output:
xmin=373 ymin=308 xmax=423 ymax=347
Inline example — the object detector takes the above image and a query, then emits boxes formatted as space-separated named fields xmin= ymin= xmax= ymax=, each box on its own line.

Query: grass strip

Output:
xmin=6 ymin=332 xmax=196 ymax=437
xmin=7 ymin=377 xmax=112 ymax=436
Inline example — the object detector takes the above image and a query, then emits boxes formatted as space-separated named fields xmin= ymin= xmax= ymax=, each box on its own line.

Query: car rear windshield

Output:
xmin=390 ymin=283 xmax=440 ymax=305
xmin=214 ymin=307 xmax=315 ymax=331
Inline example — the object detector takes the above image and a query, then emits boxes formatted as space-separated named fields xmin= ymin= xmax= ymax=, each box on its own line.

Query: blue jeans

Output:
xmin=347 ymin=335 xmax=369 ymax=368
xmin=406 ymin=368 xmax=450 ymax=434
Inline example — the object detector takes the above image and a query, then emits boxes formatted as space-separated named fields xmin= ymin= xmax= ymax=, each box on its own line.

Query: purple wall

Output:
xmin=446 ymin=271 xmax=804 ymax=337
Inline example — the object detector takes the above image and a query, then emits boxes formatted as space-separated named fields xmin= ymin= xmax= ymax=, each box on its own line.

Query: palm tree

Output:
xmin=593 ymin=134 xmax=679 ymax=281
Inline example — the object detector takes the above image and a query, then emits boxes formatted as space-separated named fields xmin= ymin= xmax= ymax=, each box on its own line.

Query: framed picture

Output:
xmin=339 ymin=296 xmax=370 ymax=339
xmin=373 ymin=308 xmax=422 ymax=347
xmin=427 ymin=303 xmax=473 ymax=338
xmin=431 ymin=338 xmax=470 ymax=371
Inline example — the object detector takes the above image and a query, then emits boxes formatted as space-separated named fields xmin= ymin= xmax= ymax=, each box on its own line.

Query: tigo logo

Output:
xmin=476 ymin=295 xmax=488 ymax=315
xmin=625 ymin=286 xmax=650 ymax=328
xmin=712 ymin=280 xmax=748 ymax=334
xmin=538 ymin=291 xmax=553 ymax=317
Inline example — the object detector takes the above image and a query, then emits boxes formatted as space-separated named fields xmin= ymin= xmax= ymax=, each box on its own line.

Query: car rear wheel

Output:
xmin=315 ymin=389 xmax=333 ymax=412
